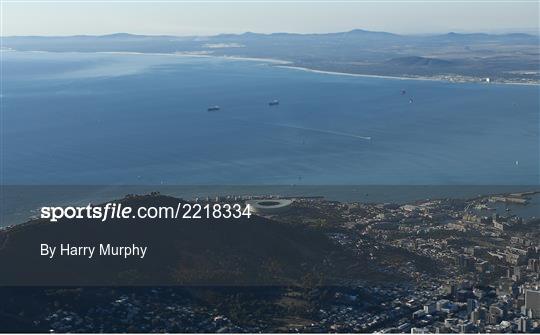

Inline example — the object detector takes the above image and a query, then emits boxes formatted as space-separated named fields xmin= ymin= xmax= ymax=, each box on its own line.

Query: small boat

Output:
xmin=268 ymin=99 xmax=279 ymax=106
xmin=207 ymin=105 xmax=220 ymax=112
xmin=409 ymin=98 xmax=414 ymax=104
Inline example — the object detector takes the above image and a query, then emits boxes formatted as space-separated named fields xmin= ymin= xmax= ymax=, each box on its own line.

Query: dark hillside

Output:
xmin=0 ymin=194 xmax=381 ymax=286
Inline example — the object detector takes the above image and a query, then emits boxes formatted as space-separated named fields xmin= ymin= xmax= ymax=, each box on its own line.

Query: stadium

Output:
xmin=245 ymin=199 xmax=293 ymax=214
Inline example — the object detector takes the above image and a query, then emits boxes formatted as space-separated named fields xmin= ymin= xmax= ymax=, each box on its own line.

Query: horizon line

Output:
xmin=3 ymin=28 xmax=540 ymax=38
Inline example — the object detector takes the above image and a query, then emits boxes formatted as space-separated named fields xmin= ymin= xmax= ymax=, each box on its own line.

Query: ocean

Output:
xmin=1 ymin=51 xmax=539 ymax=225
xmin=3 ymin=51 xmax=539 ymax=185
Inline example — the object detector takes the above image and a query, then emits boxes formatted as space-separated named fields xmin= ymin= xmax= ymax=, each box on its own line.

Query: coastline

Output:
xmin=276 ymin=65 xmax=443 ymax=83
xmin=97 ymin=50 xmax=293 ymax=65
xmin=275 ymin=65 xmax=540 ymax=86
xmin=2 ymin=186 xmax=539 ymax=228
xmin=94 ymin=51 xmax=540 ymax=86
xmin=9 ymin=49 xmax=538 ymax=86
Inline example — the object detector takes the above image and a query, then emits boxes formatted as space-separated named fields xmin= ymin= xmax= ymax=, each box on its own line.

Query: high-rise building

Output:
xmin=524 ymin=289 xmax=540 ymax=318
xmin=467 ymin=299 xmax=478 ymax=314
xmin=517 ymin=317 xmax=528 ymax=333
xmin=424 ymin=302 xmax=437 ymax=314
xmin=457 ymin=254 xmax=473 ymax=271
xmin=527 ymin=259 xmax=539 ymax=273
xmin=470 ymin=307 xmax=487 ymax=325
xmin=459 ymin=322 xmax=474 ymax=333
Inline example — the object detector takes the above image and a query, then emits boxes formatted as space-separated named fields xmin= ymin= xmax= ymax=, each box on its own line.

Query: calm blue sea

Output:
xmin=2 ymin=51 xmax=539 ymax=185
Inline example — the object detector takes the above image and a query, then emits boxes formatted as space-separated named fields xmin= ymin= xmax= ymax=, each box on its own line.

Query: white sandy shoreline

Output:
xmin=276 ymin=65 xmax=440 ymax=82
xmin=95 ymin=50 xmax=292 ymax=65
xmin=276 ymin=65 xmax=540 ymax=86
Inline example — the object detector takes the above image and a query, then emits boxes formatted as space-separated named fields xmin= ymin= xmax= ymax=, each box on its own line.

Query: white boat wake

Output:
xmin=264 ymin=122 xmax=372 ymax=141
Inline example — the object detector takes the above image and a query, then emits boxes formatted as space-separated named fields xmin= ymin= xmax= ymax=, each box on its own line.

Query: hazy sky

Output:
xmin=2 ymin=1 xmax=539 ymax=36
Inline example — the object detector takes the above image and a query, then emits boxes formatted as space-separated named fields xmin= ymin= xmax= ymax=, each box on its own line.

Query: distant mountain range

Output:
xmin=4 ymin=29 xmax=539 ymax=83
